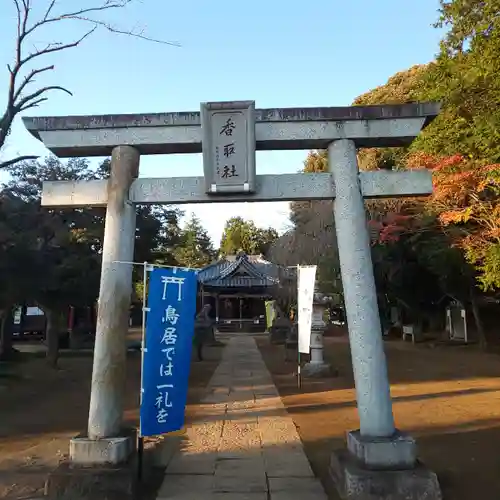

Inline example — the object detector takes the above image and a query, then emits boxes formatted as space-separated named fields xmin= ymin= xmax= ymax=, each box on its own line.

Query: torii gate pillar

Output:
xmin=88 ymin=146 xmax=139 ymax=440
xmin=69 ymin=145 xmax=140 ymax=465
xmin=331 ymin=139 xmax=395 ymax=437
xmin=329 ymin=139 xmax=440 ymax=499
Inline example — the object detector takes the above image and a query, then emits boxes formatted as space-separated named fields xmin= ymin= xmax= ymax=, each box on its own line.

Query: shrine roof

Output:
xmin=198 ymin=252 xmax=284 ymax=288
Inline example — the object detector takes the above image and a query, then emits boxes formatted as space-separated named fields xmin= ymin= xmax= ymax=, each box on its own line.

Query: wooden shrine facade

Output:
xmin=197 ymin=252 xmax=282 ymax=332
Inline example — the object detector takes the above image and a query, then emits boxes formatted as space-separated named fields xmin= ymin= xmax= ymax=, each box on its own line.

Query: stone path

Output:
xmin=156 ymin=336 xmax=328 ymax=499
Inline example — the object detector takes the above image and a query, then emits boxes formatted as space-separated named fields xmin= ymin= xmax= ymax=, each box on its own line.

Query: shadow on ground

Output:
xmin=0 ymin=343 xmax=224 ymax=500
xmin=257 ymin=333 xmax=500 ymax=500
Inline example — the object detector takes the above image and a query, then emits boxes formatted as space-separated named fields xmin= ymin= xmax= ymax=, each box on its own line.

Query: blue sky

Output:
xmin=0 ymin=0 xmax=444 ymax=244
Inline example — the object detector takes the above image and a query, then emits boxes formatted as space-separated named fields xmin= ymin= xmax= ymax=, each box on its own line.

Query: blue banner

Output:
xmin=140 ymin=267 xmax=198 ymax=437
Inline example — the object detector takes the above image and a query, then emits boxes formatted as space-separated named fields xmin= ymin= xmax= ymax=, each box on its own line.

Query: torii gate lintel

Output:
xmin=40 ymin=170 xmax=433 ymax=208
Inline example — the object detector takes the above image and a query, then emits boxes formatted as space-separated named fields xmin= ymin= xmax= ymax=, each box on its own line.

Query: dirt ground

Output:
xmin=0 ymin=338 xmax=223 ymax=499
xmin=257 ymin=331 xmax=500 ymax=500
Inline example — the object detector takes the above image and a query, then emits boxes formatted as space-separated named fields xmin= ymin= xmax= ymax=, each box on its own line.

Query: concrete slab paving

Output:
xmin=156 ymin=335 xmax=328 ymax=499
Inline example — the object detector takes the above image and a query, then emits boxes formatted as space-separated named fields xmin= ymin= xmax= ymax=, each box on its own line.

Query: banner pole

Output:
xmin=138 ymin=261 xmax=150 ymax=480
xmin=298 ymin=350 xmax=301 ymax=389
xmin=297 ymin=265 xmax=301 ymax=390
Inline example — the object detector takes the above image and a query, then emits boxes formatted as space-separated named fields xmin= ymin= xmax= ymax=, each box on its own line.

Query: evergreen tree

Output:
xmin=174 ymin=213 xmax=216 ymax=268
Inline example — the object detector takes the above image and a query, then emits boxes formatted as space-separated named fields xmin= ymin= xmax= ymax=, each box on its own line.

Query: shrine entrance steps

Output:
xmin=156 ymin=335 xmax=327 ymax=499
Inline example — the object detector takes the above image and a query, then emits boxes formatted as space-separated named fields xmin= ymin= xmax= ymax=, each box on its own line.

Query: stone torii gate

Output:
xmin=23 ymin=101 xmax=441 ymax=499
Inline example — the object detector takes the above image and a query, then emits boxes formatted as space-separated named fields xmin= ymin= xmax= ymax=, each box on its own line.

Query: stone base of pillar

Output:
xmin=70 ymin=434 xmax=136 ymax=465
xmin=44 ymin=429 xmax=138 ymax=499
xmin=302 ymin=360 xmax=335 ymax=378
xmin=347 ymin=430 xmax=417 ymax=470
xmin=330 ymin=431 xmax=441 ymax=500
xmin=44 ymin=460 xmax=138 ymax=500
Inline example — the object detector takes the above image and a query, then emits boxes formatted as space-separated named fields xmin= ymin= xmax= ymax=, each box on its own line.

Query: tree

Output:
xmin=1 ymin=156 xmax=184 ymax=365
xmin=281 ymin=0 xmax=500 ymax=345
xmin=91 ymin=157 xmax=184 ymax=302
xmin=407 ymin=0 xmax=500 ymax=161
xmin=219 ymin=217 xmax=278 ymax=256
xmin=368 ymin=206 xmax=445 ymax=322
xmin=270 ymin=151 xmax=341 ymax=295
xmin=289 ymin=151 xmax=328 ymax=226
xmin=253 ymin=227 xmax=279 ymax=256
xmin=435 ymin=0 xmax=500 ymax=56
xmin=174 ymin=213 xmax=216 ymax=269
xmin=412 ymin=153 xmax=500 ymax=292
xmin=0 ymin=0 xmax=178 ymax=168
xmin=353 ymin=64 xmax=429 ymax=171
xmin=1 ymin=157 xmax=103 ymax=364
xmin=33 ymin=215 xmax=102 ymax=367
xmin=0 ymin=192 xmax=41 ymax=359
xmin=367 ymin=152 xmax=499 ymax=349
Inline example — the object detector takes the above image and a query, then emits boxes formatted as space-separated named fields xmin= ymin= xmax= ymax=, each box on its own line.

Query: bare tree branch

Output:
xmin=13 ymin=64 xmax=54 ymax=103
xmin=19 ymin=97 xmax=48 ymax=112
xmin=42 ymin=0 xmax=57 ymax=22
xmin=0 ymin=155 xmax=39 ymax=169
xmin=17 ymin=85 xmax=72 ymax=111
xmin=1 ymin=0 xmax=180 ymax=168
xmin=72 ymin=16 xmax=181 ymax=46
xmin=22 ymin=1 xmax=179 ymax=46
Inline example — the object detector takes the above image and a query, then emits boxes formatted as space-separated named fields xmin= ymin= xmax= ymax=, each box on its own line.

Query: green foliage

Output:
xmin=353 ymin=65 xmax=428 ymax=171
xmin=269 ymin=151 xmax=341 ymax=296
xmin=303 ymin=151 xmax=328 ymax=173
xmin=436 ymin=0 xmax=500 ymax=56
xmin=343 ymin=0 xmax=500 ymax=300
xmin=369 ymin=207 xmax=477 ymax=321
xmin=354 ymin=65 xmax=427 ymax=105
xmin=411 ymin=0 xmax=500 ymax=161
xmin=173 ymin=213 xmax=216 ymax=269
xmin=1 ymin=157 xmax=190 ymax=309
xmin=254 ymin=227 xmax=280 ymax=255
xmin=476 ymin=243 xmax=500 ymax=290
xmin=219 ymin=217 xmax=278 ymax=256
xmin=92 ymin=156 xmax=184 ymax=267
xmin=0 ymin=194 xmax=42 ymax=308
xmin=290 ymin=151 xmax=328 ymax=226
xmin=2 ymin=158 xmax=104 ymax=312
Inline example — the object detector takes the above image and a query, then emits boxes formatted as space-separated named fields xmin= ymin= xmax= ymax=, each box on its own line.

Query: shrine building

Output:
xmin=197 ymin=252 xmax=284 ymax=333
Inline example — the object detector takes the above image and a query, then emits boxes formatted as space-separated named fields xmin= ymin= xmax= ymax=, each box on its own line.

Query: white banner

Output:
xmin=297 ymin=265 xmax=317 ymax=354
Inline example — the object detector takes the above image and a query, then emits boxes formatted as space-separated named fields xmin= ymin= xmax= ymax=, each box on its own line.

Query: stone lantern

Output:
xmin=302 ymin=291 xmax=333 ymax=377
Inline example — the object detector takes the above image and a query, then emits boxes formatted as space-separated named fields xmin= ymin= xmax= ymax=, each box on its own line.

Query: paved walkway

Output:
xmin=156 ymin=336 xmax=328 ymax=499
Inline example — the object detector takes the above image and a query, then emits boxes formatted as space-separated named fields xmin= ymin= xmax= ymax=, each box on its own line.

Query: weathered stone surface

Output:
xmin=268 ymin=477 xmax=326 ymax=494
xmin=330 ymin=449 xmax=442 ymax=500
xmin=69 ymin=436 xmax=133 ymax=465
xmin=44 ymin=459 xmax=137 ymax=500
xmin=347 ymin=430 xmax=417 ymax=470
xmin=215 ymin=457 xmax=265 ymax=476
xmin=213 ymin=473 xmax=267 ymax=493
xmin=211 ymin=494 xmax=267 ymax=500
xmin=259 ymin=416 xmax=302 ymax=447
xmin=302 ymin=361 xmax=334 ymax=378
xmin=165 ymin=452 xmax=216 ymax=475
xmin=151 ymin=436 xmax=182 ymax=467
xmin=156 ymin=335 xmax=327 ymax=499
xmin=263 ymin=447 xmax=314 ymax=478
xmin=271 ymin=492 xmax=328 ymax=500
xmin=157 ymin=474 xmax=214 ymax=498
xmin=69 ymin=428 xmax=137 ymax=465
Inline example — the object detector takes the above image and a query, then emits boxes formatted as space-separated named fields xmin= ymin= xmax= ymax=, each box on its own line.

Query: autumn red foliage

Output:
xmin=369 ymin=153 xmax=500 ymax=290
